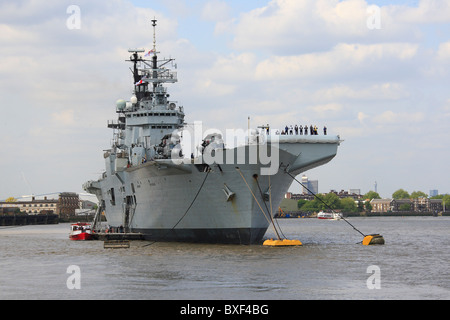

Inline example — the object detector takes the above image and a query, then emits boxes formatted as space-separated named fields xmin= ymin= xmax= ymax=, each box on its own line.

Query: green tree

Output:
xmin=363 ymin=191 xmax=381 ymax=200
xmin=357 ymin=200 xmax=365 ymax=212
xmin=297 ymin=199 xmax=307 ymax=209
xmin=393 ymin=189 xmax=410 ymax=199
xmin=442 ymin=195 xmax=450 ymax=209
xmin=320 ymin=193 xmax=340 ymax=210
xmin=364 ymin=201 xmax=372 ymax=212
xmin=341 ymin=197 xmax=358 ymax=213
xmin=411 ymin=191 xmax=427 ymax=198
xmin=301 ymin=199 xmax=320 ymax=212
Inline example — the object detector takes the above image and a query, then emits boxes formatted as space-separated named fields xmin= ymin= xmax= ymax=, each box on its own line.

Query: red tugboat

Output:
xmin=69 ymin=222 xmax=94 ymax=240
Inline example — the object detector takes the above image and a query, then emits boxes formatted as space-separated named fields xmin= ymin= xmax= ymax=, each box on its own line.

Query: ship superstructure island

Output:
xmin=83 ymin=20 xmax=341 ymax=244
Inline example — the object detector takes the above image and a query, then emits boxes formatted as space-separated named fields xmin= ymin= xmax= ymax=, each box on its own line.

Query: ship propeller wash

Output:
xmin=83 ymin=19 xmax=342 ymax=244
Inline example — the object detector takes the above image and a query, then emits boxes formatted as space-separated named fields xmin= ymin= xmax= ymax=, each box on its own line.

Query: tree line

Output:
xmin=297 ymin=189 xmax=450 ymax=213
xmin=297 ymin=193 xmax=368 ymax=213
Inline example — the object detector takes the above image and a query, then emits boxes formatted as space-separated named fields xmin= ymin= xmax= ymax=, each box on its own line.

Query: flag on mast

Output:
xmin=144 ymin=49 xmax=154 ymax=57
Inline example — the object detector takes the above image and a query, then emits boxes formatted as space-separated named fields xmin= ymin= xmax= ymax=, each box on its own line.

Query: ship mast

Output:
xmin=152 ymin=18 xmax=157 ymax=53
xmin=126 ymin=49 xmax=147 ymax=101
xmin=126 ymin=18 xmax=177 ymax=102
xmin=151 ymin=18 xmax=158 ymax=90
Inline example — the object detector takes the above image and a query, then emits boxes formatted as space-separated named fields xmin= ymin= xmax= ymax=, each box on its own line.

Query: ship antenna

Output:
xmin=151 ymin=18 xmax=157 ymax=54
xmin=151 ymin=18 xmax=158 ymax=89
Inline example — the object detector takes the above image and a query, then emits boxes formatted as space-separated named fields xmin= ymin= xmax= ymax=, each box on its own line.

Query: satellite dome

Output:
xmin=116 ymin=99 xmax=126 ymax=111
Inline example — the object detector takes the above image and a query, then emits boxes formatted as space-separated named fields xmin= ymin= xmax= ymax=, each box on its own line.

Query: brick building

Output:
xmin=371 ymin=197 xmax=444 ymax=213
xmin=57 ymin=192 xmax=80 ymax=219
xmin=370 ymin=199 xmax=392 ymax=212
xmin=1 ymin=192 xmax=81 ymax=217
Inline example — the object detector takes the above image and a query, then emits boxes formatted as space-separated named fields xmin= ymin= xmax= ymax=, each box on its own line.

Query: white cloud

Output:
xmin=51 ymin=109 xmax=76 ymax=126
xmin=307 ymin=103 xmax=343 ymax=119
xmin=372 ymin=110 xmax=425 ymax=125
xmin=313 ymin=83 xmax=410 ymax=102
xmin=437 ymin=41 xmax=450 ymax=60
xmin=443 ymin=99 xmax=450 ymax=117
xmin=391 ymin=0 xmax=450 ymax=24
xmin=253 ymin=42 xmax=418 ymax=81
xmin=202 ymin=52 xmax=257 ymax=82
xmin=201 ymin=0 xmax=231 ymax=22
xmin=0 ymin=23 xmax=35 ymax=45
xmin=228 ymin=0 xmax=428 ymax=54
xmin=357 ymin=111 xmax=368 ymax=123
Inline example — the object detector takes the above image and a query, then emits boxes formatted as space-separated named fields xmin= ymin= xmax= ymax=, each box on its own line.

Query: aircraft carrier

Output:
xmin=83 ymin=19 xmax=341 ymax=244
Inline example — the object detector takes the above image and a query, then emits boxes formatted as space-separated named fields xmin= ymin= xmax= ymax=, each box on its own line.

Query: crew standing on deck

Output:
xmin=272 ymin=124 xmax=328 ymax=135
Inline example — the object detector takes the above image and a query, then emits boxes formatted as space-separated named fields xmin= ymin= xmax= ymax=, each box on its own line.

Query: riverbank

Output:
xmin=0 ymin=214 xmax=58 ymax=226
xmin=347 ymin=211 xmax=449 ymax=217
xmin=2 ymin=211 xmax=448 ymax=226
xmin=277 ymin=211 xmax=450 ymax=218
xmin=0 ymin=214 xmax=99 ymax=226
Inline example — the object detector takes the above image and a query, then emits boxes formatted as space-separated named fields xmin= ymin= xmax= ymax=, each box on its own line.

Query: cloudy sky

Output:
xmin=1 ymin=0 xmax=449 ymax=200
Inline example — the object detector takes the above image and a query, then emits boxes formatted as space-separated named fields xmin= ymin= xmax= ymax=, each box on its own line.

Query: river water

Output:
xmin=0 ymin=217 xmax=448 ymax=300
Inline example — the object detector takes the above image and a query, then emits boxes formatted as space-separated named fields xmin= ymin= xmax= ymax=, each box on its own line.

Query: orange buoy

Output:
xmin=362 ymin=234 xmax=385 ymax=245
xmin=263 ymin=238 xmax=302 ymax=246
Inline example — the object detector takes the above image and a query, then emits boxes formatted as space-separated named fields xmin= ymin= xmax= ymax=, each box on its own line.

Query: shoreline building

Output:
xmin=429 ymin=190 xmax=438 ymax=197
xmin=0 ymin=192 xmax=94 ymax=217
xmin=370 ymin=199 xmax=393 ymax=213
xmin=301 ymin=175 xmax=318 ymax=195
xmin=57 ymin=192 xmax=79 ymax=219
xmin=0 ymin=196 xmax=58 ymax=215
xmin=371 ymin=197 xmax=444 ymax=213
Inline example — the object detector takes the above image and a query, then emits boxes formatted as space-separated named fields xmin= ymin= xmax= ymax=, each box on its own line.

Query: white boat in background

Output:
xmin=317 ymin=211 xmax=342 ymax=220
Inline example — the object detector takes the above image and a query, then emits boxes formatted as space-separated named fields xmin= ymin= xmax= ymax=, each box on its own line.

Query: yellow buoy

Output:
xmin=362 ymin=234 xmax=385 ymax=246
xmin=263 ymin=238 xmax=302 ymax=246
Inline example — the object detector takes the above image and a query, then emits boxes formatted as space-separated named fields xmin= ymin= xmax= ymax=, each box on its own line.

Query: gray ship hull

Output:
xmin=85 ymin=135 xmax=340 ymax=244
xmin=134 ymin=227 xmax=268 ymax=244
